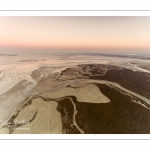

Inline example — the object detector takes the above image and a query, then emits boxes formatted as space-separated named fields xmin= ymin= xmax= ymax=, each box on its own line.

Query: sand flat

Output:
xmin=76 ymin=84 xmax=110 ymax=103
xmin=13 ymin=100 xmax=62 ymax=134
xmin=0 ymin=74 xmax=20 ymax=95
xmin=0 ymin=127 xmax=9 ymax=134
xmin=41 ymin=84 xmax=110 ymax=103
xmin=0 ymin=93 xmax=24 ymax=127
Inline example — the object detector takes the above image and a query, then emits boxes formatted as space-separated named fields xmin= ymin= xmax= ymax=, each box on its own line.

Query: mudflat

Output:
xmin=1 ymin=64 xmax=150 ymax=134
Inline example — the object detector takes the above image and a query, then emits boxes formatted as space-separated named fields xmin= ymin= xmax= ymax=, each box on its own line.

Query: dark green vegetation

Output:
xmin=67 ymin=84 xmax=150 ymax=134
xmin=57 ymin=98 xmax=80 ymax=134
xmin=58 ymin=64 xmax=150 ymax=133
xmin=62 ymin=64 xmax=150 ymax=99
xmin=5 ymin=64 xmax=150 ymax=134
xmin=93 ymin=68 xmax=150 ymax=100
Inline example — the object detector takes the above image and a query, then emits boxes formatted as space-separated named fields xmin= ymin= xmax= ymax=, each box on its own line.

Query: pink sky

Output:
xmin=0 ymin=16 xmax=150 ymax=53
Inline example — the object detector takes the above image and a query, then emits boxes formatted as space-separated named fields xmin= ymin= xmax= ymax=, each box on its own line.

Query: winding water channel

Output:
xmin=31 ymin=79 xmax=150 ymax=105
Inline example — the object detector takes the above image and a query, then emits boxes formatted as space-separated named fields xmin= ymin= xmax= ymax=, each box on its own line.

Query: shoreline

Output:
xmin=1 ymin=62 xmax=150 ymax=133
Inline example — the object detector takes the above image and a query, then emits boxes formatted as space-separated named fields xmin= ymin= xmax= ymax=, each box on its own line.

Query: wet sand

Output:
xmin=1 ymin=63 xmax=150 ymax=134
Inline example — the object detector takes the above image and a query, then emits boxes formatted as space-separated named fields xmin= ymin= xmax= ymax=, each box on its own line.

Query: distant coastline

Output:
xmin=0 ymin=54 xmax=17 ymax=56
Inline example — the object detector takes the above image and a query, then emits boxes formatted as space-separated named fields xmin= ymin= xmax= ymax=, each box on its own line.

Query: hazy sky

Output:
xmin=0 ymin=16 xmax=150 ymax=54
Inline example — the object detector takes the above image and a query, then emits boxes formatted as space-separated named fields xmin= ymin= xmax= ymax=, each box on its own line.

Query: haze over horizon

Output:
xmin=0 ymin=16 xmax=150 ymax=54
